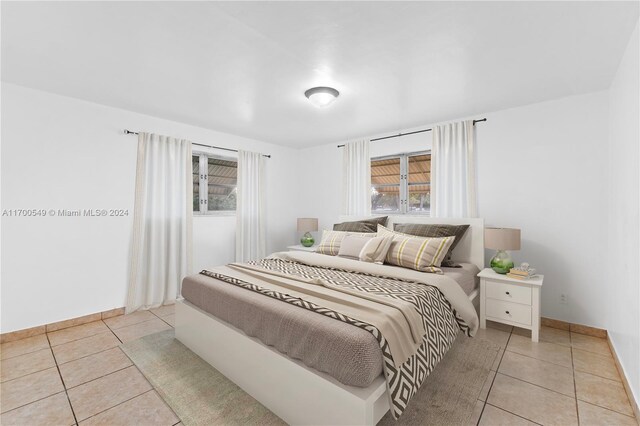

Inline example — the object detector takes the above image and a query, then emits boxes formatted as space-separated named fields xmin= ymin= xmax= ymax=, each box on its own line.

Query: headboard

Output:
xmin=338 ymin=215 xmax=485 ymax=270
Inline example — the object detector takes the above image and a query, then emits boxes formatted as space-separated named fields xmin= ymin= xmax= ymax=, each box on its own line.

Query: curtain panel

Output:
xmin=236 ymin=150 xmax=266 ymax=262
xmin=342 ymin=139 xmax=372 ymax=216
xmin=127 ymin=132 xmax=193 ymax=313
xmin=431 ymin=120 xmax=477 ymax=218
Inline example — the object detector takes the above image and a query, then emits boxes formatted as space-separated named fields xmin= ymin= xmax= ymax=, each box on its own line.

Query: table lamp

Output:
xmin=484 ymin=227 xmax=521 ymax=274
xmin=297 ymin=218 xmax=318 ymax=247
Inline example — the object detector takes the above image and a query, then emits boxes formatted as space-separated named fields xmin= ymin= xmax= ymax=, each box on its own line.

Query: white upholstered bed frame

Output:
xmin=176 ymin=216 xmax=484 ymax=425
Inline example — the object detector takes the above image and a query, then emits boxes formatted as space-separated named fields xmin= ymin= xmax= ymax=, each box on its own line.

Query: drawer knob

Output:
xmin=505 ymin=291 xmax=510 ymax=295
xmin=505 ymin=311 xmax=510 ymax=315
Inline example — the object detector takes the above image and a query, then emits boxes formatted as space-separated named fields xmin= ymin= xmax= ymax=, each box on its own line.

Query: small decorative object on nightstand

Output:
xmin=484 ymin=227 xmax=521 ymax=274
xmin=478 ymin=268 xmax=544 ymax=342
xmin=297 ymin=218 xmax=318 ymax=247
xmin=286 ymin=244 xmax=317 ymax=252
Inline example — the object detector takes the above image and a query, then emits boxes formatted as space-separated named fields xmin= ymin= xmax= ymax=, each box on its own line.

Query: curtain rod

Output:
xmin=123 ymin=130 xmax=271 ymax=158
xmin=336 ymin=118 xmax=487 ymax=148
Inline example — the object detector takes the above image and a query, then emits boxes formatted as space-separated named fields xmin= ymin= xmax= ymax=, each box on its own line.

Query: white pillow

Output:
xmin=358 ymin=235 xmax=394 ymax=264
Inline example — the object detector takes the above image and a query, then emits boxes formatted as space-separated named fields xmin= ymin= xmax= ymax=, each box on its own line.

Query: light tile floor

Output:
xmin=0 ymin=306 xmax=179 ymax=426
xmin=1 ymin=307 xmax=637 ymax=426
xmin=473 ymin=321 xmax=638 ymax=426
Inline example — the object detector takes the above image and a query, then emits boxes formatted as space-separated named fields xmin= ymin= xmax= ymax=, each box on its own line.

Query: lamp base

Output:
xmin=300 ymin=232 xmax=315 ymax=247
xmin=490 ymin=250 xmax=514 ymax=274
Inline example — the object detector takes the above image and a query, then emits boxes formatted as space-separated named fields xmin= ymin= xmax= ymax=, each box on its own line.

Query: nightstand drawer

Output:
xmin=486 ymin=298 xmax=532 ymax=325
xmin=485 ymin=280 xmax=531 ymax=305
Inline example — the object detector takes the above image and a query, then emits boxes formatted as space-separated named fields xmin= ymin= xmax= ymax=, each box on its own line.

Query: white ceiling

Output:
xmin=2 ymin=1 xmax=638 ymax=147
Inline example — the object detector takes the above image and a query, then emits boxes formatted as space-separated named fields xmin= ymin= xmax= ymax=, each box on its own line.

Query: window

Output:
xmin=193 ymin=153 xmax=237 ymax=214
xmin=371 ymin=151 xmax=430 ymax=214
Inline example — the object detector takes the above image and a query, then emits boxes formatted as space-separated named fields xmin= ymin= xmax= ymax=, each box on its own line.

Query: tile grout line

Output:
xmin=503 ymin=347 xmax=573 ymax=369
xmin=569 ymin=331 xmax=581 ymax=425
xmin=158 ymin=315 xmax=174 ymax=327
xmin=149 ymin=309 xmax=175 ymax=327
xmin=577 ymin=400 xmax=638 ymax=420
xmin=64 ymin=363 xmax=134 ymax=391
xmin=0 ymin=343 xmax=51 ymax=361
xmin=0 ymin=347 xmax=57 ymax=384
xmin=495 ymin=370 xmax=577 ymax=399
xmin=575 ymin=396 xmax=637 ymax=418
xmin=119 ymin=341 xmax=183 ymax=423
xmin=56 ymin=342 xmax=122 ymax=367
xmin=102 ymin=319 xmax=125 ymax=344
xmin=574 ymin=368 xmax=630 ymax=385
xmin=45 ymin=332 xmax=80 ymax=426
xmin=75 ymin=388 xmax=157 ymax=424
xmin=476 ymin=330 xmax=513 ymax=425
xmin=0 ymin=390 xmax=70 ymax=418
xmin=105 ymin=316 xmax=165 ymax=336
xmin=484 ymin=402 xmax=544 ymax=425
xmin=49 ymin=321 xmax=116 ymax=347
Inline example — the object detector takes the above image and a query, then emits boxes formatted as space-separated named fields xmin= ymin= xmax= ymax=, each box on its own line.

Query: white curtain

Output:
xmin=127 ymin=133 xmax=193 ymax=313
xmin=431 ymin=120 xmax=477 ymax=218
xmin=236 ymin=150 xmax=266 ymax=262
xmin=342 ymin=139 xmax=372 ymax=215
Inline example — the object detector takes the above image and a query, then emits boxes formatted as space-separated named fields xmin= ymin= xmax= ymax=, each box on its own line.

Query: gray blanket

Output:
xmin=181 ymin=272 xmax=383 ymax=387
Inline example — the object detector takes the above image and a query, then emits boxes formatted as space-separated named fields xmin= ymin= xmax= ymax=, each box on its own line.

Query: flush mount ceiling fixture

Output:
xmin=304 ymin=86 xmax=340 ymax=108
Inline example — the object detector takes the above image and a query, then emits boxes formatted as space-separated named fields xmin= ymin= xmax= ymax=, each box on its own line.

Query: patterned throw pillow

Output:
xmin=315 ymin=230 xmax=374 ymax=256
xmin=377 ymin=225 xmax=455 ymax=273
xmin=333 ymin=216 xmax=389 ymax=233
xmin=392 ymin=223 xmax=470 ymax=267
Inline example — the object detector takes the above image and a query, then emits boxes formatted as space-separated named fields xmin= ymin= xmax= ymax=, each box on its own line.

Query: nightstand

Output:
xmin=286 ymin=244 xmax=316 ymax=252
xmin=478 ymin=268 xmax=544 ymax=342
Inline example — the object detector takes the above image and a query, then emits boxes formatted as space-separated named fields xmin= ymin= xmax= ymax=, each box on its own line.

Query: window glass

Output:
xmin=371 ymin=157 xmax=401 ymax=212
xmin=192 ymin=155 xmax=200 ymax=212
xmin=408 ymin=154 xmax=430 ymax=212
xmin=207 ymin=157 xmax=237 ymax=212
xmin=370 ymin=152 xmax=430 ymax=214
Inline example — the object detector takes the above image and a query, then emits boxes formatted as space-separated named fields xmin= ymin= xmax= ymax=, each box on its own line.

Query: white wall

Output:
xmin=297 ymin=91 xmax=610 ymax=328
xmin=607 ymin=20 xmax=639 ymax=405
xmin=0 ymin=83 xmax=299 ymax=333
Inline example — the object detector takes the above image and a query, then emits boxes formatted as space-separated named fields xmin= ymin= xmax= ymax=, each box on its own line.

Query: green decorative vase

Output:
xmin=300 ymin=232 xmax=315 ymax=247
xmin=490 ymin=250 xmax=514 ymax=274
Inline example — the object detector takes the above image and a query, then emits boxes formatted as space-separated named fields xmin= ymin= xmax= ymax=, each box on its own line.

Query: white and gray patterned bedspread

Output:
xmin=196 ymin=256 xmax=472 ymax=419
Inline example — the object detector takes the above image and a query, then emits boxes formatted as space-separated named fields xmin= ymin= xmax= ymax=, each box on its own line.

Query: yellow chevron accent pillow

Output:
xmin=377 ymin=225 xmax=455 ymax=273
xmin=315 ymin=230 xmax=374 ymax=256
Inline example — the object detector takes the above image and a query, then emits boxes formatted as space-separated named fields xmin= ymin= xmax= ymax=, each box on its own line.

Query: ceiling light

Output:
xmin=304 ymin=86 xmax=339 ymax=108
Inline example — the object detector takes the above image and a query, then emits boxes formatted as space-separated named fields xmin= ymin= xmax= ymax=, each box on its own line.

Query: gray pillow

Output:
xmin=392 ymin=223 xmax=470 ymax=267
xmin=333 ymin=216 xmax=388 ymax=233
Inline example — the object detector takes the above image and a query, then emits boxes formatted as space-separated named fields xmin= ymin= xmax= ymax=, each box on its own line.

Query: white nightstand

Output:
xmin=478 ymin=268 xmax=544 ymax=342
xmin=286 ymin=244 xmax=317 ymax=252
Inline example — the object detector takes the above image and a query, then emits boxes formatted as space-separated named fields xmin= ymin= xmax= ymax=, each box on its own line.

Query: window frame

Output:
xmin=193 ymin=151 xmax=238 ymax=216
xmin=370 ymin=150 xmax=430 ymax=215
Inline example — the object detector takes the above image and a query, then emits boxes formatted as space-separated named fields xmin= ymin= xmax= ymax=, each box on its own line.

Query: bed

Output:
xmin=176 ymin=216 xmax=484 ymax=425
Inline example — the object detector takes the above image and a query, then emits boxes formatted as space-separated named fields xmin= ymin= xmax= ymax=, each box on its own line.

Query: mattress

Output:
xmin=181 ymin=260 xmax=479 ymax=388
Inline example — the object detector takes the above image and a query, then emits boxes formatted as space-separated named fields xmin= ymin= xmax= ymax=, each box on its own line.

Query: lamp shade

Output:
xmin=484 ymin=228 xmax=521 ymax=250
xmin=297 ymin=218 xmax=318 ymax=233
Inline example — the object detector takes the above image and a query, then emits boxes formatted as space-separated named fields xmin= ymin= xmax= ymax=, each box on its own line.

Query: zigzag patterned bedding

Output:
xmin=200 ymin=258 xmax=471 ymax=419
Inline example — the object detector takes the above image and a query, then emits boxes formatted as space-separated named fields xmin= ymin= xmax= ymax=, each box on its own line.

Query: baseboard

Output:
xmin=607 ymin=336 xmax=640 ymax=423
xmin=541 ymin=317 xmax=607 ymax=338
xmin=0 ymin=307 xmax=125 ymax=344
